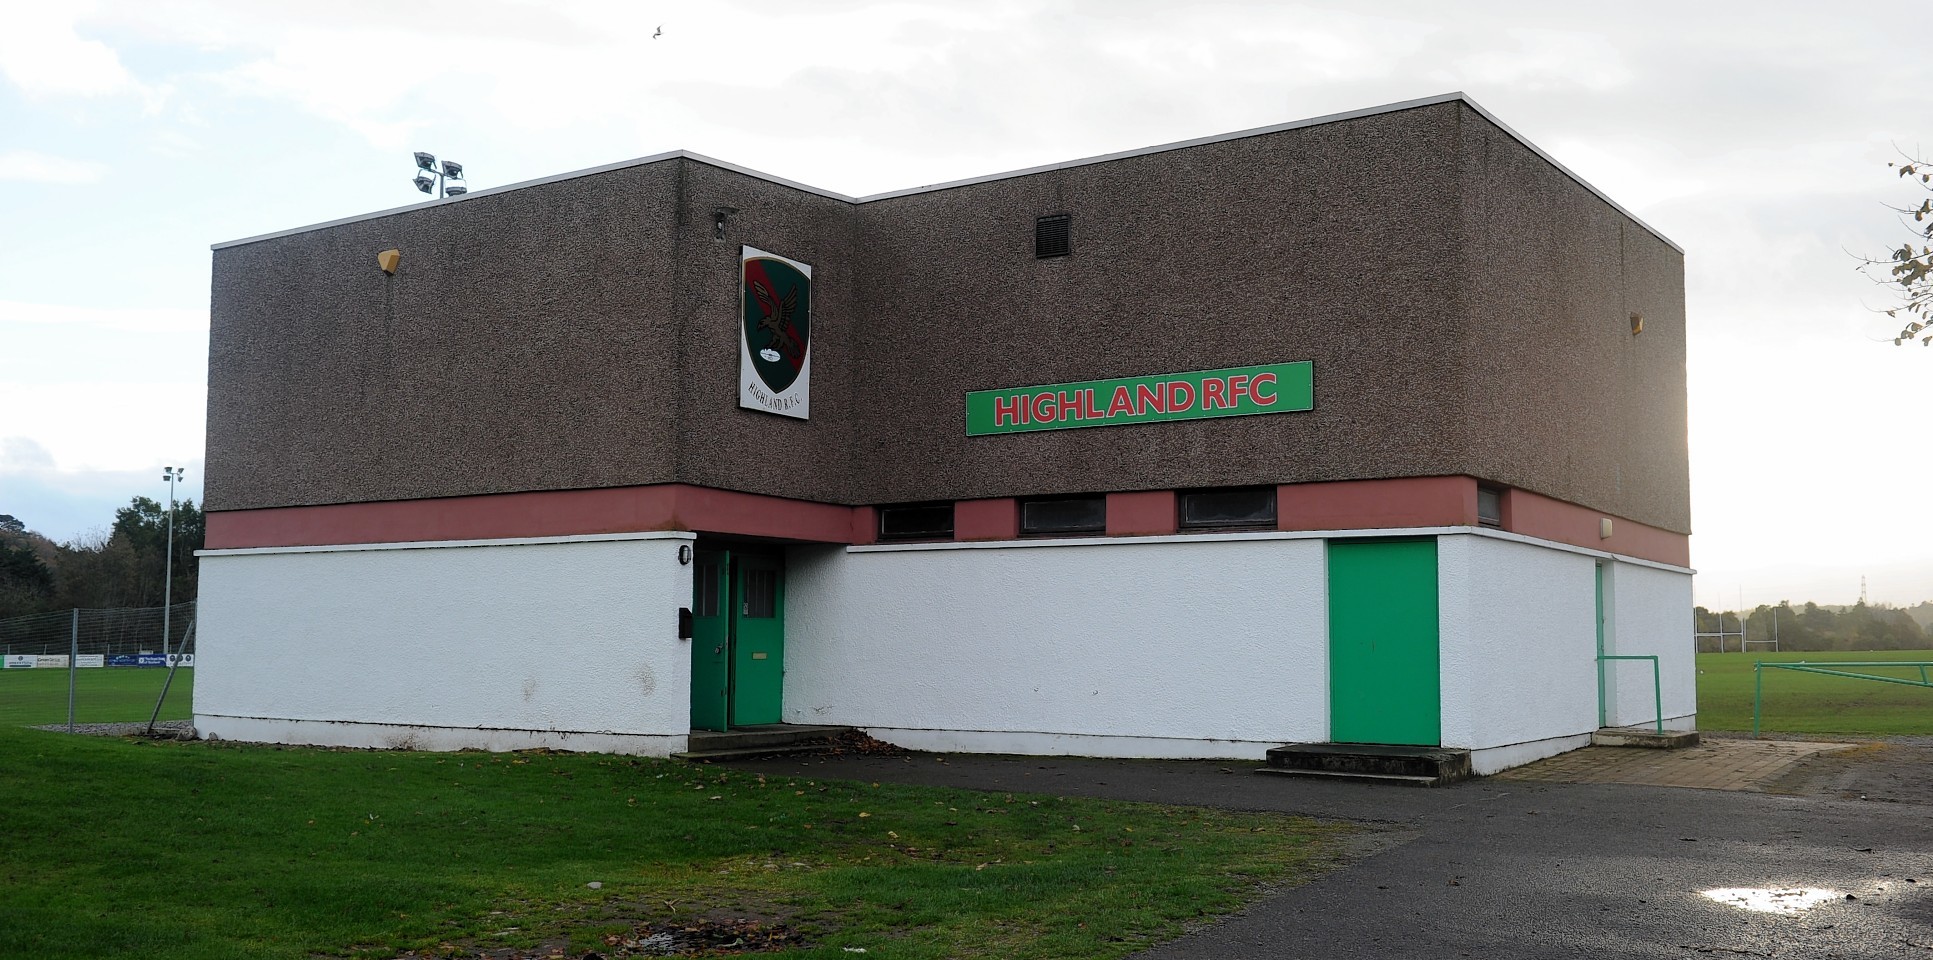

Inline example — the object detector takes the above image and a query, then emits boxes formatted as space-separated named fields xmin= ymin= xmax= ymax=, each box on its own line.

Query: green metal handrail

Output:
xmin=1753 ymin=660 xmax=1933 ymax=737
xmin=1597 ymin=654 xmax=1664 ymax=733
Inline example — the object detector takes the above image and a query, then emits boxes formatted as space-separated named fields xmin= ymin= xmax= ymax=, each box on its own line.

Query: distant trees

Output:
xmin=1696 ymin=600 xmax=1929 ymax=652
xmin=0 ymin=500 xmax=204 ymax=619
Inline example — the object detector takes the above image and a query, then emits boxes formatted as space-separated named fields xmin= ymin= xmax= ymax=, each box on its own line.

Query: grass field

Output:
xmin=0 ymin=666 xmax=192 ymax=727
xmin=0 ymin=721 xmax=1345 ymax=960
xmin=1697 ymin=650 xmax=1933 ymax=735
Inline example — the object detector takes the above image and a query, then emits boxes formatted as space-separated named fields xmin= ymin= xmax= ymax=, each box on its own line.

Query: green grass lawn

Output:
xmin=0 ymin=666 xmax=192 ymax=727
xmin=1697 ymin=649 xmax=1933 ymax=735
xmin=0 ymin=723 xmax=1347 ymax=960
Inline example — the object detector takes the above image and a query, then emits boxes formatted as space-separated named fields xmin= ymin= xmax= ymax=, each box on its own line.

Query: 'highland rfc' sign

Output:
xmin=966 ymin=361 xmax=1314 ymax=436
xmin=739 ymin=246 xmax=813 ymax=419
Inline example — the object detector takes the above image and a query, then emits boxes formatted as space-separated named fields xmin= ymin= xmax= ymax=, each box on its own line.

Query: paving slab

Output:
xmin=1496 ymin=737 xmax=1859 ymax=791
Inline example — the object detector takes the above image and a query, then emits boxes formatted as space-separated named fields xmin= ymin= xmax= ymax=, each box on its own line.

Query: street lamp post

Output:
xmin=161 ymin=466 xmax=184 ymax=660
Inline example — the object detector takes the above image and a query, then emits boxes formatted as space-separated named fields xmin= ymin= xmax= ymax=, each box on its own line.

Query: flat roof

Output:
xmin=213 ymin=92 xmax=1680 ymax=253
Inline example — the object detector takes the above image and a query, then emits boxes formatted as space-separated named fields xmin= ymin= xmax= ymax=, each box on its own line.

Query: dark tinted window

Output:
xmin=694 ymin=560 xmax=721 ymax=616
xmin=1020 ymin=496 xmax=1106 ymax=535
xmin=1180 ymin=487 xmax=1276 ymax=529
xmin=879 ymin=502 xmax=955 ymax=540
xmin=1477 ymin=486 xmax=1503 ymax=528
xmin=742 ymin=568 xmax=777 ymax=618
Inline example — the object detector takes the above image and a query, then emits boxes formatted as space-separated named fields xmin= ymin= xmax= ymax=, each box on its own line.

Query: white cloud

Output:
xmin=0 ymin=3 xmax=139 ymax=98
xmin=0 ymin=437 xmax=58 ymax=472
xmin=0 ymin=382 xmax=205 ymax=475
xmin=0 ymin=301 xmax=207 ymax=334
xmin=0 ymin=150 xmax=108 ymax=184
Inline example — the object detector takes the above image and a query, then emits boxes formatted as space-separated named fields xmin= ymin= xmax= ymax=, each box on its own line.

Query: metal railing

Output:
xmin=1597 ymin=654 xmax=1663 ymax=734
xmin=1752 ymin=660 xmax=1933 ymax=737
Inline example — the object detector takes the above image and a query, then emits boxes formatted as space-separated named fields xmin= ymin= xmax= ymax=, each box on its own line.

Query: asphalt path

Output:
xmin=729 ymin=750 xmax=1933 ymax=959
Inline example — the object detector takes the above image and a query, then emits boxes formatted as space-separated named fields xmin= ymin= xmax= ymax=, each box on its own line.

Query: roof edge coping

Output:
xmin=210 ymin=91 xmax=1680 ymax=254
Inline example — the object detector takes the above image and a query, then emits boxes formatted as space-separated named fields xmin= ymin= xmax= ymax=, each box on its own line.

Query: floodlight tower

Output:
xmin=411 ymin=152 xmax=468 ymax=198
xmin=161 ymin=466 xmax=185 ymax=659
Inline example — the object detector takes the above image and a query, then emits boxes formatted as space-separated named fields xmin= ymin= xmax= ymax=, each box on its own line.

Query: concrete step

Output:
xmin=1253 ymin=767 xmax=1444 ymax=788
xmin=1591 ymin=726 xmax=1700 ymax=749
xmin=675 ymin=743 xmax=841 ymax=762
xmin=678 ymin=724 xmax=854 ymax=761
xmin=1262 ymin=742 xmax=1473 ymax=786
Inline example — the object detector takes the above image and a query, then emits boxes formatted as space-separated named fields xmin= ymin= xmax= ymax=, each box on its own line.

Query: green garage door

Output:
xmin=1328 ymin=538 xmax=1440 ymax=746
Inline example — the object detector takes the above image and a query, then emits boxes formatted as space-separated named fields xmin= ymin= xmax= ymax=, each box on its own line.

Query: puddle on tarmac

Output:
xmin=1700 ymin=887 xmax=1843 ymax=915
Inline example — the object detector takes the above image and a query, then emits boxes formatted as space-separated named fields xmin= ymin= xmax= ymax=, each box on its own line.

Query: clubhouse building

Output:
xmin=195 ymin=92 xmax=1694 ymax=774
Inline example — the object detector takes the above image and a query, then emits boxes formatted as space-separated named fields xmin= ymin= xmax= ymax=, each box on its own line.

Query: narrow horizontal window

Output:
xmin=1020 ymin=496 xmax=1106 ymax=535
xmin=1180 ymin=487 xmax=1276 ymax=530
xmin=879 ymin=502 xmax=955 ymax=541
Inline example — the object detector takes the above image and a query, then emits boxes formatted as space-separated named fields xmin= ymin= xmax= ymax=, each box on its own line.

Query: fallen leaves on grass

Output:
xmin=389 ymin=917 xmax=804 ymax=959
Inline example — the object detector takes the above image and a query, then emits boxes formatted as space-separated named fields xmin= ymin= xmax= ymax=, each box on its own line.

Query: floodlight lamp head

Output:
xmin=444 ymin=185 xmax=467 ymax=196
xmin=414 ymin=151 xmax=437 ymax=171
xmin=440 ymin=160 xmax=463 ymax=179
xmin=414 ymin=174 xmax=435 ymax=194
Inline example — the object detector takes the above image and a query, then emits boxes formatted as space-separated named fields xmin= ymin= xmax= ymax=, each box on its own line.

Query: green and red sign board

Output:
xmin=966 ymin=361 xmax=1313 ymax=436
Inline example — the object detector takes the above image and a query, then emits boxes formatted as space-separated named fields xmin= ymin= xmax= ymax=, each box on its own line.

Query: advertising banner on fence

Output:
xmin=76 ymin=654 xmax=105 ymax=668
xmin=966 ymin=361 xmax=1314 ymax=436
xmin=135 ymin=654 xmax=167 ymax=667
xmin=3 ymin=655 xmax=34 ymax=669
xmin=109 ymin=654 xmax=138 ymax=667
xmin=167 ymin=653 xmax=195 ymax=668
xmin=35 ymin=655 xmax=69 ymax=669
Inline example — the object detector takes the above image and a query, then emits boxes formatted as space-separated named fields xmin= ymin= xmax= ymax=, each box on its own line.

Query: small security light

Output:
xmin=414 ymin=174 xmax=435 ymax=194
xmin=440 ymin=160 xmax=463 ymax=179
xmin=414 ymin=151 xmax=438 ymax=171
xmin=444 ymin=185 xmax=467 ymax=196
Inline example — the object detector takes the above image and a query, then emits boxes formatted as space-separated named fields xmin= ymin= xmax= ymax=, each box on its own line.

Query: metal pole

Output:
xmin=67 ymin=608 xmax=78 ymax=733
xmin=162 ymin=470 xmax=176 ymax=659
xmin=1752 ymin=661 xmax=1763 ymax=738
xmin=1651 ymin=658 xmax=1663 ymax=734
xmin=147 ymin=615 xmax=193 ymax=737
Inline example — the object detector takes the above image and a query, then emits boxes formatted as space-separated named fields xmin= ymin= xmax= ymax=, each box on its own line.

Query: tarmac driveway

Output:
xmin=732 ymin=741 xmax=1933 ymax=959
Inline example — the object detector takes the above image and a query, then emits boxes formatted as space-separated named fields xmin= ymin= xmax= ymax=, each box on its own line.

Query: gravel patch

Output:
xmin=30 ymin=719 xmax=195 ymax=739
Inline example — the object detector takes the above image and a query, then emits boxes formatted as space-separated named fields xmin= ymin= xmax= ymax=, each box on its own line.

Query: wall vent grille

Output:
xmin=1035 ymin=214 xmax=1071 ymax=258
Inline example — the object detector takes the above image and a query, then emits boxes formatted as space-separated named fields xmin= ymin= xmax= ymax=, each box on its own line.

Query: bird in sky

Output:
xmin=653 ymin=25 xmax=663 ymax=39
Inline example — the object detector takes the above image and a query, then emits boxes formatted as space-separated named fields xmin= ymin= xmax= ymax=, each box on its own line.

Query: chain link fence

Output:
xmin=0 ymin=602 xmax=196 ymax=730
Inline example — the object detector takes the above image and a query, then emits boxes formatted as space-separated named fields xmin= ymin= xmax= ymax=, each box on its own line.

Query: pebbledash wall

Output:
xmin=196 ymin=93 xmax=1694 ymax=774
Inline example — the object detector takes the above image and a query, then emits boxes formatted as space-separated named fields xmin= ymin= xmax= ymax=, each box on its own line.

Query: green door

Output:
xmin=1328 ymin=538 xmax=1440 ymax=745
xmin=689 ymin=551 xmax=731 ymax=731
xmin=729 ymin=555 xmax=786 ymax=726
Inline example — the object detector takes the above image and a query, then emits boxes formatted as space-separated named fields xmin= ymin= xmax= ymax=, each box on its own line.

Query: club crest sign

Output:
xmin=739 ymin=245 xmax=812 ymax=419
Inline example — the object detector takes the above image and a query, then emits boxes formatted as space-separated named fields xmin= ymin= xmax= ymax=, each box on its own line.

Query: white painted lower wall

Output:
xmin=1437 ymin=535 xmax=1695 ymax=773
xmin=1605 ymin=560 xmax=1698 ymax=729
xmin=192 ymin=525 xmax=1691 ymax=774
xmin=783 ymin=538 xmax=1331 ymax=759
xmin=794 ymin=531 xmax=1692 ymax=770
xmin=195 ymin=534 xmax=695 ymax=756
xmin=1439 ymin=535 xmax=1600 ymax=755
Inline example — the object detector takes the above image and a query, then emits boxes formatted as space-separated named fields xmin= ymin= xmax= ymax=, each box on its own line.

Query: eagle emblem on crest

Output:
xmin=740 ymin=252 xmax=812 ymax=397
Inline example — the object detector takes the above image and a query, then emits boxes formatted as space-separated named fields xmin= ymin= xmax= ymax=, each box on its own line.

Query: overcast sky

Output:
xmin=1 ymin=1 xmax=1927 ymax=610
